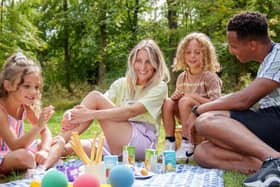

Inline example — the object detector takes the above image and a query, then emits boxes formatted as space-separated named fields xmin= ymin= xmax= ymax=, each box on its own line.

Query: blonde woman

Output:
xmin=162 ymin=32 xmax=222 ymax=161
xmin=61 ymin=39 xmax=170 ymax=160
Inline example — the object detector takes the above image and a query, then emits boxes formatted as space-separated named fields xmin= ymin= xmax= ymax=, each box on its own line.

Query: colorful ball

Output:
xmin=109 ymin=165 xmax=134 ymax=187
xmin=41 ymin=169 xmax=68 ymax=187
xmin=73 ymin=173 xmax=100 ymax=187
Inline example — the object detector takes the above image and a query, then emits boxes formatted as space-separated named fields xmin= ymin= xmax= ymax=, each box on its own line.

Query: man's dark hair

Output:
xmin=227 ymin=11 xmax=270 ymax=42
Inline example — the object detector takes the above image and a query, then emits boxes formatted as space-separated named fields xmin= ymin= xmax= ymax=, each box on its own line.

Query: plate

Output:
xmin=134 ymin=172 xmax=155 ymax=179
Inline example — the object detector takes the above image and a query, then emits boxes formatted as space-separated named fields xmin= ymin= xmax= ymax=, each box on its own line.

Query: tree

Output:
xmin=166 ymin=0 xmax=179 ymax=91
xmin=1 ymin=0 xmax=280 ymax=93
xmin=0 ymin=0 xmax=46 ymax=62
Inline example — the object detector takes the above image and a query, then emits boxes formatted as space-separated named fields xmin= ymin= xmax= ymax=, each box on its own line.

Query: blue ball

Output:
xmin=109 ymin=165 xmax=134 ymax=187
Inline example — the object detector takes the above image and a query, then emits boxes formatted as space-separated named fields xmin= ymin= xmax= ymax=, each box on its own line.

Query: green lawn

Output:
xmin=1 ymin=110 xmax=247 ymax=186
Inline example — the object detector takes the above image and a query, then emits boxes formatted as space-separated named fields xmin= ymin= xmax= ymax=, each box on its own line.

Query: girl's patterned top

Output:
xmin=0 ymin=104 xmax=25 ymax=153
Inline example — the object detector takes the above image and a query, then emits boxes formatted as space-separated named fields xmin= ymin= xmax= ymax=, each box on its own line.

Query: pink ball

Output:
xmin=73 ymin=173 xmax=100 ymax=187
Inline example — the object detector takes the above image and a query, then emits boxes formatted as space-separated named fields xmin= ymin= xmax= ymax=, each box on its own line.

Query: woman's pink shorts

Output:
xmin=85 ymin=121 xmax=157 ymax=161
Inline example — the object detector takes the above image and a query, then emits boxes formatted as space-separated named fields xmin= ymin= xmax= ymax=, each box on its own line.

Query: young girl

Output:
xmin=61 ymin=39 xmax=170 ymax=160
xmin=0 ymin=53 xmax=64 ymax=174
xmin=162 ymin=32 xmax=222 ymax=161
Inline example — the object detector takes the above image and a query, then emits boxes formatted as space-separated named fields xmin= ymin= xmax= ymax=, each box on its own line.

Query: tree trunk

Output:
xmin=126 ymin=0 xmax=139 ymax=49
xmin=97 ymin=1 xmax=107 ymax=85
xmin=0 ymin=0 xmax=3 ymax=34
xmin=63 ymin=0 xmax=72 ymax=92
xmin=131 ymin=0 xmax=139 ymax=47
xmin=167 ymin=0 xmax=178 ymax=92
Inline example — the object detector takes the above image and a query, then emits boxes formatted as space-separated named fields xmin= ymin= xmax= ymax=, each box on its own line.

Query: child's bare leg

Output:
xmin=0 ymin=149 xmax=35 ymax=173
xmin=175 ymin=96 xmax=200 ymax=160
xmin=40 ymin=136 xmax=65 ymax=170
xmin=162 ymin=98 xmax=179 ymax=150
xmin=63 ymin=139 xmax=91 ymax=157
xmin=178 ymin=96 xmax=199 ymax=139
xmin=162 ymin=98 xmax=178 ymax=137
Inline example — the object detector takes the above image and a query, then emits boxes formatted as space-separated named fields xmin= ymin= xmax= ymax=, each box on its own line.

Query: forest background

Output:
xmin=1 ymin=0 xmax=280 ymax=101
xmin=0 ymin=0 xmax=280 ymax=186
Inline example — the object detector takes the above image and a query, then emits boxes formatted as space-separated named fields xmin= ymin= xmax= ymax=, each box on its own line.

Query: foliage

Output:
xmin=42 ymin=81 xmax=109 ymax=110
xmin=0 ymin=0 xmax=46 ymax=62
xmin=1 ymin=1 xmax=279 ymax=185
xmin=1 ymin=0 xmax=280 ymax=92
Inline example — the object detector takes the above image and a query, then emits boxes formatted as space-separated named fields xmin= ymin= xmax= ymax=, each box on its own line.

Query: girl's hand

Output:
xmin=171 ymin=90 xmax=184 ymax=100
xmin=38 ymin=105 xmax=55 ymax=130
xmin=35 ymin=149 xmax=48 ymax=164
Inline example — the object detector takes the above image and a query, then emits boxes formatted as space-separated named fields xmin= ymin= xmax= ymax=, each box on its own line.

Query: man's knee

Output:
xmin=194 ymin=142 xmax=214 ymax=167
xmin=195 ymin=111 xmax=230 ymax=135
xmin=195 ymin=112 xmax=216 ymax=134
xmin=194 ymin=143 xmax=207 ymax=165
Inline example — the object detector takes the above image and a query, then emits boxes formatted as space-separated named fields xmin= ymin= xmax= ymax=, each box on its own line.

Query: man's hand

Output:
xmin=185 ymin=113 xmax=196 ymax=144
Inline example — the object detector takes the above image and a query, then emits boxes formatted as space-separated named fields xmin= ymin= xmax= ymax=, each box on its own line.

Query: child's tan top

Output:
xmin=176 ymin=71 xmax=222 ymax=100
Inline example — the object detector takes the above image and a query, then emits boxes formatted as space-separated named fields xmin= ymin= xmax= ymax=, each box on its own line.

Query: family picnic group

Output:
xmin=0 ymin=11 xmax=279 ymax=187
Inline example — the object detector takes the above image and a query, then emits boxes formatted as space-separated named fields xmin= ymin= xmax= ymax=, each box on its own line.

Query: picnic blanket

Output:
xmin=0 ymin=160 xmax=224 ymax=187
xmin=134 ymin=164 xmax=224 ymax=187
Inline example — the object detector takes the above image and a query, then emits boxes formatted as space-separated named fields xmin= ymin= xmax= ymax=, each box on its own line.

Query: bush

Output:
xmin=42 ymin=82 xmax=107 ymax=110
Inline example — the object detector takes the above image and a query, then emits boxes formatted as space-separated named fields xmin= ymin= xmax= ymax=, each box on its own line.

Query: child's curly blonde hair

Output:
xmin=172 ymin=32 xmax=221 ymax=73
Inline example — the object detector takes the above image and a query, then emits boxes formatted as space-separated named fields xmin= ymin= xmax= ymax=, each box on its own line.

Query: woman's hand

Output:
xmin=68 ymin=105 xmax=94 ymax=123
xmin=61 ymin=109 xmax=78 ymax=131
xmin=37 ymin=105 xmax=55 ymax=130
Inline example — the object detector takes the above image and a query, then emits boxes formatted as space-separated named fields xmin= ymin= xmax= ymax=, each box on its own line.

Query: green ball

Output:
xmin=41 ymin=169 xmax=68 ymax=187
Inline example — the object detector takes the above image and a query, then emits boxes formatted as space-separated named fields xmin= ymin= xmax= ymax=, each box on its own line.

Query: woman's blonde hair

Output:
xmin=172 ymin=32 xmax=220 ymax=73
xmin=0 ymin=52 xmax=43 ymax=115
xmin=126 ymin=39 xmax=170 ymax=98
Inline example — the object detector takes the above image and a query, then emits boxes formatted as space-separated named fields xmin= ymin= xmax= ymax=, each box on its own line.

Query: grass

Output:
xmin=1 ymin=109 xmax=248 ymax=186
xmin=224 ymin=171 xmax=247 ymax=187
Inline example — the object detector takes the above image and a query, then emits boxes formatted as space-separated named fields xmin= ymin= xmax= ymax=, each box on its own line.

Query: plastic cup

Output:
xmin=84 ymin=162 xmax=106 ymax=184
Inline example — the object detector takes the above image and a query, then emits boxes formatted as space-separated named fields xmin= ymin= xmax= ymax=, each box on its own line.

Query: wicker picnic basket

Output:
xmin=175 ymin=127 xmax=183 ymax=150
